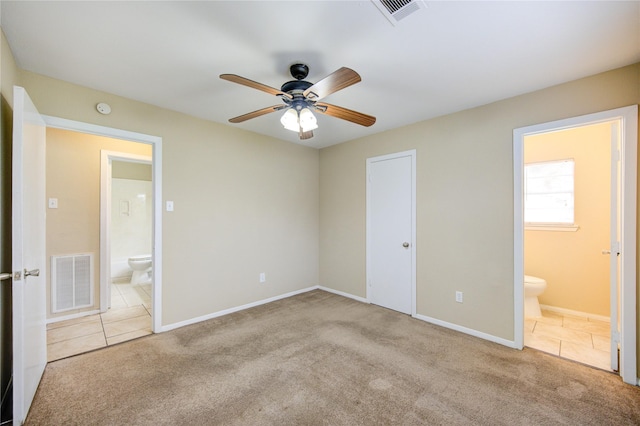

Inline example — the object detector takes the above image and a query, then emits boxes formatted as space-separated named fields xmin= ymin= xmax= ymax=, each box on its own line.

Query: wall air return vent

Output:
xmin=51 ymin=253 xmax=94 ymax=313
xmin=372 ymin=0 xmax=427 ymax=25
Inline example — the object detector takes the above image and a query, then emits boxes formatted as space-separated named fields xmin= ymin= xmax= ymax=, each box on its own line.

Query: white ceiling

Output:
xmin=2 ymin=1 xmax=639 ymax=149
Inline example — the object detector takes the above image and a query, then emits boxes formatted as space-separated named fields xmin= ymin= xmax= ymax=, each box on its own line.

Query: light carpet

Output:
xmin=26 ymin=290 xmax=640 ymax=425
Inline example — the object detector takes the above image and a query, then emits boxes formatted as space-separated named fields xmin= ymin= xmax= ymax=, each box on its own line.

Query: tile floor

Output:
xmin=46 ymin=282 xmax=152 ymax=362
xmin=525 ymin=309 xmax=612 ymax=371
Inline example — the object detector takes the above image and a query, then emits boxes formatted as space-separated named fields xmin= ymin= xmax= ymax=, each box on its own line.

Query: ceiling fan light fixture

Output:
xmin=222 ymin=64 xmax=376 ymax=140
xmin=299 ymin=108 xmax=318 ymax=132
xmin=280 ymin=108 xmax=300 ymax=132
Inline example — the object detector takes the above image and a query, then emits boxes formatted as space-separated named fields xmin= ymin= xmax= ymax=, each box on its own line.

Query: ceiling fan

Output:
xmin=220 ymin=64 xmax=376 ymax=140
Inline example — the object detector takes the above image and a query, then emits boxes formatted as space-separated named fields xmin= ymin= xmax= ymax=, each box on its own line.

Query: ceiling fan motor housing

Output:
xmin=281 ymin=79 xmax=312 ymax=94
xmin=281 ymin=65 xmax=314 ymax=111
xmin=289 ymin=63 xmax=309 ymax=80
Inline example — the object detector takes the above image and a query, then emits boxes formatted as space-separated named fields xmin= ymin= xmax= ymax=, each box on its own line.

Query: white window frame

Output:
xmin=524 ymin=158 xmax=578 ymax=231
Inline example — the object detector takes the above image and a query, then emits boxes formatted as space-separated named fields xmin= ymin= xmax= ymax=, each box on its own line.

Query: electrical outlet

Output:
xmin=259 ymin=273 xmax=266 ymax=283
xmin=455 ymin=291 xmax=463 ymax=303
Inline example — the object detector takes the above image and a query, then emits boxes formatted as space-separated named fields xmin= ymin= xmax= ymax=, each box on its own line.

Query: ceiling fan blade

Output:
xmin=228 ymin=105 xmax=287 ymax=123
xmin=303 ymin=67 xmax=361 ymax=101
xmin=299 ymin=130 xmax=314 ymax=140
xmin=314 ymin=102 xmax=376 ymax=127
xmin=220 ymin=74 xmax=293 ymax=99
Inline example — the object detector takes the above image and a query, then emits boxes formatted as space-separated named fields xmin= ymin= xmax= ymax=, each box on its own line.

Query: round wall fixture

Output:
xmin=96 ymin=102 xmax=111 ymax=115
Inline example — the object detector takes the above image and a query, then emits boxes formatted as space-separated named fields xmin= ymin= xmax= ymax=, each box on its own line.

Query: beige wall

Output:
xmin=1 ymin=29 xmax=19 ymax=106
xmin=45 ymin=128 xmax=152 ymax=318
xmin=524 ymin=123 xmax=611 ymax=317
xmin=19 ymin=70 xmax=320 ymax=326
xmin=319 ymin=64 xmax=639 ymax=344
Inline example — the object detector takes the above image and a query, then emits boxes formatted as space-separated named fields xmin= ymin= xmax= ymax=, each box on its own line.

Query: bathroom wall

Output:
xmin=524 ymin=123 xmax=611 ymax=317
xmin=110 ymin=162 xmax=152 ymax=280
xmin=46 ymin=128 xmax=152 ymax=319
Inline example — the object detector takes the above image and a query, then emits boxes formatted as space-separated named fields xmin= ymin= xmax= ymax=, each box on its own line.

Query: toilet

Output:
xmin=128 ymin=254 xmax=152 ymax=285
xmin=524 ymin=275 xmax=547 ymax=318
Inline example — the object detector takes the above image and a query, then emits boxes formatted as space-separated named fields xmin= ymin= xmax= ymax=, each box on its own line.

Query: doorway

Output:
xmin=513 ymin=105 xmax=637 ymax=385
xmin=100 ymin=152 xmax=153 ymax=314
xmin=44 ymin=125 xmax=161 ymax=360
xmin=43 ymin=116 xmax=163 ymax=333
xmin=522 ymin=122 xmax=613 ymax=371
xmin=366 ymin=150 xmax=416 ymax=315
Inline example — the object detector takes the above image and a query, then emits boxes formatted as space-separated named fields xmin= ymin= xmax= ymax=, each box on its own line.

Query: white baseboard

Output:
xmin=317 ymin=286 xmax=520 ymax=350
xmin=47 ymin=309 xmax=101 ymax=324
xmin=160 ymin=286 xmax=319 ymax=332
xmin=318 ymin=286 xmax=368 ymax=304
xmin=413 ymin=313 xmax=518 ymax=349
xmin=159 ymin=286 xmax=518 ymax=353
xmin=539 ymin=304 xmax=610 ymax=323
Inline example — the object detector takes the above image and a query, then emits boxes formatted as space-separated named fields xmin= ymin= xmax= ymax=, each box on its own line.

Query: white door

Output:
xmin=608 ymin=121 xmax=621 ymax=372
xmin=12 ymin=86 xmax=47 ymax=425
xmin=367 ymin=150 xmax=416 ymax=315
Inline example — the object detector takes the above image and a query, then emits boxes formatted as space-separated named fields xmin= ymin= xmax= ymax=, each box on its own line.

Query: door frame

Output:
xmin=42 ymin=116 xmax=163 ymax=333
xmin=100 ymin=151 xmax=153 ymax=313
xmin=513 ymin=105 xmax=637 ymax=385
xmin=366 ymin=149 xmax=417 ymax=316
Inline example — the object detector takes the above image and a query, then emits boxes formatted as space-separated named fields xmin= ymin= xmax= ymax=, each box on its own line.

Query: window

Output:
xmin=524 ymin=159 xmax=574 ymax=225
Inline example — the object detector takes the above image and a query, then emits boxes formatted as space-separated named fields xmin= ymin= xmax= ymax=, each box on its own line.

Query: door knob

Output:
xmin=403 ymin=242 xmax=410 ymax=248
xmin=24 ymin=268 xmax=40 ymax=277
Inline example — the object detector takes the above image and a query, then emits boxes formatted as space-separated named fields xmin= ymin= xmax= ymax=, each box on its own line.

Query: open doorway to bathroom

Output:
xmin=42 ymin=117 xmax=162 ymax=361
xmin=513 ymin=105 xmax=637 ymax=385
xmin=100 ymin=152 xmax=153 ymax=340
xmin=522 ymin=122 xmax=612 ymax=370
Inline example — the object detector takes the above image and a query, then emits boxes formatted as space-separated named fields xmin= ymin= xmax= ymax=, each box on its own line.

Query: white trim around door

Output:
xmin=42 ymin=115 xmax=163 ymax=333
xmin=513 ymin=105 xmax=637 ymax=385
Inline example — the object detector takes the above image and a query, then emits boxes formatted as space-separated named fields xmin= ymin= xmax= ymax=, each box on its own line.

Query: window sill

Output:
xmin=525 ymin=224 xmax=579 ymax=232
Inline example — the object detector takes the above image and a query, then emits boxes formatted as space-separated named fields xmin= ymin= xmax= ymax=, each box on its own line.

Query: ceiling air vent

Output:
xmin=372 ymin=0 xmax=427 ymax=25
